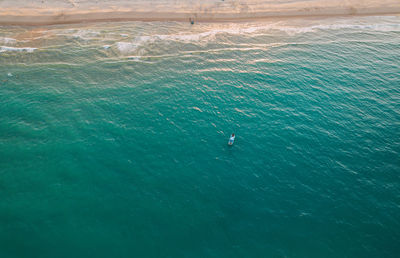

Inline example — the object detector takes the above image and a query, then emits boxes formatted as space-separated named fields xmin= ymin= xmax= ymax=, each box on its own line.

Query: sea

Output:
xmin=0 ymin=15 xmax=399 ymax=257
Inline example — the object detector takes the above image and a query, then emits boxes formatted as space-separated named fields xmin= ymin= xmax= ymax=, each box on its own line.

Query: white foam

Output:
xmin=116 ymin=36 xmax=155 ymax=53
xmin=116 ymin=42 xmax=139 ymax=53
xmin=115 ymin=23 xmax=315 ymax=49
xmin=67 ymin=29 xmax=101 ymax=40
xmin=114 ymin=27 xmax=272 ymax=54
xmin=309 ymin=23 xmax=400 ymax=32
xmin=0 ymin=46 xmax=37 ymax=53
xmin=114 ymin=18 xmax=400 ymax=54
xmin=0 ymin=37 xmax=17 ymax=45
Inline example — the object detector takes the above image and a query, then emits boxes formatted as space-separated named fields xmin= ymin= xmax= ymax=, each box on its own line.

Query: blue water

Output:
xmin=1 ymin=16 xmax=400 ymax=257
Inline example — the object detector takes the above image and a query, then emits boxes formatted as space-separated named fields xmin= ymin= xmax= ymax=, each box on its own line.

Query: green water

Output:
xmin=1 ymin=16 xmax=400 ymax=257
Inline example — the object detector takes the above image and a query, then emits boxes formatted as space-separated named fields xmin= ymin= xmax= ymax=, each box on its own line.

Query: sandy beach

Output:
xmin=0 ymin=0 xmax=399 ymax=25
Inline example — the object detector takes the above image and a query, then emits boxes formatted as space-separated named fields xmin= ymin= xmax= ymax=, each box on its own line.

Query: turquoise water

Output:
xmin=1 ymin=16 xmax=400 ymax=257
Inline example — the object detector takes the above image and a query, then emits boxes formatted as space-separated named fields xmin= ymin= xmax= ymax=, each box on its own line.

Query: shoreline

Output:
xmin=1 ymin=11 xmax=399 ymax=27
xmin=0 ymin=1 xmax=399 ymax=26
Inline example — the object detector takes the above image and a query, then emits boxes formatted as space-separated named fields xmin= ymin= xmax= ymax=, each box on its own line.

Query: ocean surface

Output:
xmin=1 ymin=16 xmax=400 ymax=257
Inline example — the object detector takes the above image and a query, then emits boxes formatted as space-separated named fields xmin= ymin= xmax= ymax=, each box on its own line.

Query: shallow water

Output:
xmin=1 ymin=16 xmax=400 ymax=257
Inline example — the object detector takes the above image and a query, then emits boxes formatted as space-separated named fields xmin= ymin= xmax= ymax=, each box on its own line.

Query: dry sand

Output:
xmin=0 ymin=0 xmax=399 ymax=25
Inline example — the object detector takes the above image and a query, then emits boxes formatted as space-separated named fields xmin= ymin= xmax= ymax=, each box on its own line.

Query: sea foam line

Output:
xmin=112 ymin=19 xmax=400 ymax=53
xmin=0 ymin=37 xmax=17 ymax=45
xmin=0 ymin=46 xmax=37 ymax=53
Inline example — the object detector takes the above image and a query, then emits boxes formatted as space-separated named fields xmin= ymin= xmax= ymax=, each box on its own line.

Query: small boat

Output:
xmin=228 ymin=133 xmax=235 ymax=145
